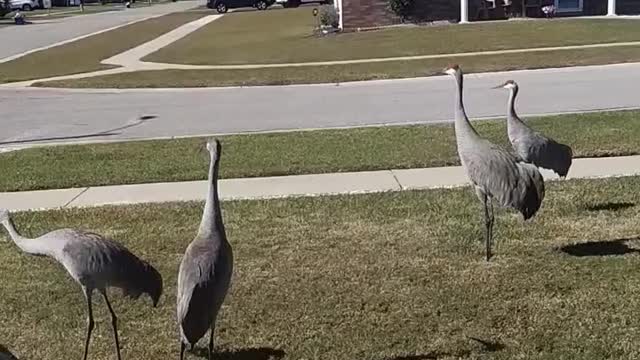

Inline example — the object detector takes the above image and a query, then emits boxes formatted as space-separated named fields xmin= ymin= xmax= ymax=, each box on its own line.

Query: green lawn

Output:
xmin=3 ymin=176 xmax=640 ymax=359
xmin=0 ymin=11 xmax=205 ymax=84
xmin=1 ymin=110 xmax=639 ymax=193
xmin=40 ymin=44 xmax=640 ymax=88
xmin=145 ymin=8 xmax=640 ymax=65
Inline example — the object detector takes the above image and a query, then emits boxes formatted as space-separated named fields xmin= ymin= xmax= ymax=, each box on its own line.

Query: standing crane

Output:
xmin=177 ymin=138 xmax=233 ymax=360
xmin=495 ymin=80 xmax=573 ymax=178
xmin=0 ymin=209 xmax=163 ymax=360
xmin=443 ymin=65 xmax=545 ymax=261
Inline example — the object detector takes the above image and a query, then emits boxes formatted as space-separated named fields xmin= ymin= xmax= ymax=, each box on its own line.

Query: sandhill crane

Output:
xmin=495 ymin=80 xmax=573 ymax=178
xmin=0 ymin=210 xmax=163 ymax=360
xmin=177 ymin=138 xmax=233 ymax=360
xmin=443 ymin=65 xmax=545 ymax=261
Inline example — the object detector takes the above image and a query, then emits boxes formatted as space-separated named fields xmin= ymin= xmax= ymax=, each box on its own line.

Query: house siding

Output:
xmin=341 ymin=0 xmax=640 ymax=29
xmin=617 ymin=0 xmax=640 ymax=14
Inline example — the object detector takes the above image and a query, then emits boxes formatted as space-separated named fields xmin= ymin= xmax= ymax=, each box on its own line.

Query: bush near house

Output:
xmin=388 ymin=0 xmax=414 ymax=21
xmin=319 ymin=4 xmax=339 ymax=28
xmin=1 ymin=0 xmax=12 ymax=17
xmin=388 ymin=0 xmax=462 ymax=22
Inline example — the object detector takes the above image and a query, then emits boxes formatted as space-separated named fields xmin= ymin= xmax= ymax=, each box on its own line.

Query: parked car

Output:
xmin=9 ymin=0 xmax=39 ymax=10
xmin=207 ymin=0 xmax=275 ymax=13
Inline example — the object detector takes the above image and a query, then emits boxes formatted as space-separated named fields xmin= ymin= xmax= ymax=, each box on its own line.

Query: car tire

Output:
xmin=22 ymin=4 xmax=32 ymax=10
xmin=216 ymin=2 xmax=227 ymax=12
xmin=256 ymin=0 xmax=267 ymax=9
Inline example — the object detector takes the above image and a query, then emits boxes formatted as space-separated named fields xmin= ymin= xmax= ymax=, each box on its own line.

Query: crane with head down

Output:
xmin=0 ymin=210 xmax=163 ymax=360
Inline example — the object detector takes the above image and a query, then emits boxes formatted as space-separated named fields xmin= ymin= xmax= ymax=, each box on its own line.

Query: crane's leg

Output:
xmin=82 ymin=288 xmax=95 ymax=360
xmin=179 ymin=342 xmax=186 ymax=360
xmin=208 ymin=325 xmax=215 ymax=360
xmin=101 ymin=290 xmax=122 ymax=360
xmin=483 ymin=194 xmax=493 ymax=261
xmin=488 ymin=198 xmax=495 ymax=259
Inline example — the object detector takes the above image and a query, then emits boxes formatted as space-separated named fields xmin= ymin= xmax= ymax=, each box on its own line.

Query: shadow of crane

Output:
xmin=191 ymin=347 xmax=285 ymax=360
xmin=583 ymin=202 xmax=635 ymax=212
xmin=0 ymin=344 xmax=18 ymax=360
xmin=559 ymin=238 xmax=640 ymax=257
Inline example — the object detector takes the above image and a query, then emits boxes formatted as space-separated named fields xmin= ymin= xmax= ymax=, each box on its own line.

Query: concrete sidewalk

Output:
xmin=2 ymin=155 xmax=640 ymax=211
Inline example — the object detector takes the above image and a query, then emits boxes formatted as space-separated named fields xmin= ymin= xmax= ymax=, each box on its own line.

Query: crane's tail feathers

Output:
xmin=516 ymin=163 xmax=545 ymax=220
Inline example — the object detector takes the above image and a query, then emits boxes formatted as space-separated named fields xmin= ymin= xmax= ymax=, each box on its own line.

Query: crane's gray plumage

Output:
xmin=444 ymin=65 xmax=545 ymax=261
xmin=497 ymin=80 xmax=573 ymax=178
xmin=0 ymin=210 xmax=162 ymax=360
xmin=177 ymin=138 xmax=233 ymax=360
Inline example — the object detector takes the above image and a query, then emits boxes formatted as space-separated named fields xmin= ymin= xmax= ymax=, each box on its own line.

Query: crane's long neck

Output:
xmin=1 ymin=218 xmax=48 ymax=257
xmin=453 ymin=72 xmax=480 ymax=143
xmin=198 ymin=152 xmax=223 ymax=238
xmin=507 ymin=87 xmax=522 ymax=124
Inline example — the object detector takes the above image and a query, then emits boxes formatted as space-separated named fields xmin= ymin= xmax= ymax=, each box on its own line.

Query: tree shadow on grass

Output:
xmin=191 ymin=347 xmax=285 ymax=360
xmin=466 ymin=336 xmax=505 ymax=352
xmin=559 ymin=238 xmax=640 ymax=257
xmin=583 ymin=202 xmax=635 ymax=212
xmin=0 ymin=344 xmax=18 ymax=360
xmin=382 ymin=354 xmax=468 ymax=360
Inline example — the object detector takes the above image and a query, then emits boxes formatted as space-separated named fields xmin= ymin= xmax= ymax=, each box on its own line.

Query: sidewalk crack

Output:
xmin=390 ymin=170 xmax=404 ymax=190
xmin=63 ymin=187 xmax=90 ymax=208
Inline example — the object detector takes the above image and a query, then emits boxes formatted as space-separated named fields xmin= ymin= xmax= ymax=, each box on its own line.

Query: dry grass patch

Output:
xmin=2 ymin=177 xmax=640 ymax=359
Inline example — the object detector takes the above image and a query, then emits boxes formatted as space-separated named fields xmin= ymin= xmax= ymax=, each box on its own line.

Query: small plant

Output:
xmin=319 ymin=5 xmax=339 ymax=28
xmin=388 ymin=0 xmax=414 ymax=21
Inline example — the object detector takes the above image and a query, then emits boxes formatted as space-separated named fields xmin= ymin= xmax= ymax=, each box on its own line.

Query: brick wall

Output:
xmin=341 ymin=0 xmax=465 ymax=29
xmin=341 ymin=0 xmax=399 ymax=29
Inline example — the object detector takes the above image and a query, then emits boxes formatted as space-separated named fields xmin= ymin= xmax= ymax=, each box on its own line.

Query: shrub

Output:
xmin=388 ymin=0 xmax=414 ymax=21
xmin=319 ymin=4 xmax=339 ymax=28
xmin=0 ymin=0 xmax=11 ymax=17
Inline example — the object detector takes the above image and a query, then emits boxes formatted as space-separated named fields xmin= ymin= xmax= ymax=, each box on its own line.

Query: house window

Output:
xmin=555 ymin=0 xmax=582 ymax=12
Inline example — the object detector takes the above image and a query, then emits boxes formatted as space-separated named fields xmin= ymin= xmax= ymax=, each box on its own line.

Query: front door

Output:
xmin=555 ymin=0 xmax=583 ymax=12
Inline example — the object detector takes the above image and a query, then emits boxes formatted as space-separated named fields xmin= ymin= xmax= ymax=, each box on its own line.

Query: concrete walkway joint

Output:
xmin=2 ymin=155 xmax=640 ymax=211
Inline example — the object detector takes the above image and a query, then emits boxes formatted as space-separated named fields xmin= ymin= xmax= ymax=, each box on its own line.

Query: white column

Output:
xmin=607 ymin=0 xmax=616 ymax=16
xmin=460 ymin=0 xmax=469 ymax=22
xmin=337 ymin=0 xmax=343 ymax=29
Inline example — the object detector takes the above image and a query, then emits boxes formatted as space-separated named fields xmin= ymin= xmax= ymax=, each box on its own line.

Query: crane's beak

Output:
xmin=491 ymin=83 xmax=506 ymax=89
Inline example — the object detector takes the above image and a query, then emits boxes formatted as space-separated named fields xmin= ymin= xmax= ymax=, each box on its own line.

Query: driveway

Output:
xmin=0 ymin=0 xmax=203 ymax=61
xmin=0 ymin=63 xmax=638 ymax=147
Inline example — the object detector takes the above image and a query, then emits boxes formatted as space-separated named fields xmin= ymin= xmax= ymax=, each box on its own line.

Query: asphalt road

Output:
xmin=0 ymin=0 xmax=202 ymax=61
xmin=1 ymin=63 xmax=639 ymax=148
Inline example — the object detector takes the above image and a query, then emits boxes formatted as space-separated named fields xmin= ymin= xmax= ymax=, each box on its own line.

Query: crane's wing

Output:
xmin=463 ymin=140 xmax=545 ymax=219
xmin=510 ymin=116 xmax=573 ymax=177
xmin=177 ymin=250 xmax=214 ymax=324
xmin=176 ymin=240 xmax=232 ymax=344
xmin=526 ymin=134 xmax=573 ymax=178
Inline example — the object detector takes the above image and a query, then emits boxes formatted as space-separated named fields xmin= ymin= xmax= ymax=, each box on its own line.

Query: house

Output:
xmin=334 ymin=0 xmax=639 ymax=30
